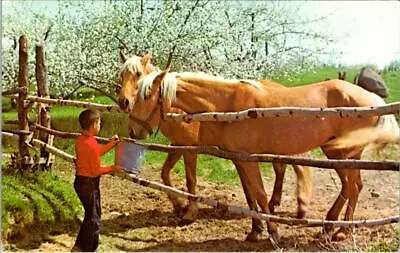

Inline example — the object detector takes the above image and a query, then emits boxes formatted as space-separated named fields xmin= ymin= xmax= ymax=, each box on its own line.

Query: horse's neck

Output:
xmin=172 ymin=80 xmax=257 ymax=113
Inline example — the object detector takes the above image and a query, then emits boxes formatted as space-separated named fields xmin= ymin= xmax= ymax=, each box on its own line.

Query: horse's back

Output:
xmin=323 ymin=79 xmax=385 ymax=107
xmin=282 ymin=79 xmax=385 ymax=107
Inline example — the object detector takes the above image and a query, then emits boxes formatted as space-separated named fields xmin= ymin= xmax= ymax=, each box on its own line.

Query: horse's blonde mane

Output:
xmin=138 ymin=71 xmax=178 ymax=102
xmin=120 ymin=55 xmax=143 ymax=76
xmin=137 ymin=71 xmax=263 ymax=102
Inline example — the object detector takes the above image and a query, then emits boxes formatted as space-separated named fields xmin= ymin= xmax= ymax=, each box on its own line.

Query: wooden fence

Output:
xmin=2 ymin=35 xmax=399 ymax=229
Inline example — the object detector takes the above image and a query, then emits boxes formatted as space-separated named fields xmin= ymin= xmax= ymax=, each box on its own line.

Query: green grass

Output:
xmin=381 ymin=71 xmax=400 ymax=103
xmin=366 ymin=228 xmax=399 ymax=252
xmin=273 ymin=66 xmax=359 ymax=87
xmin=274 ymin=66 xmax=400 ymax=103
xmin=1 ymin=167 xmax=82 ymax=240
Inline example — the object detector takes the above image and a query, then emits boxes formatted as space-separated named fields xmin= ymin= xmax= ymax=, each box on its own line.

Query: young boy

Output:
xmin=72 ymin=109 xmax=126 ymax=252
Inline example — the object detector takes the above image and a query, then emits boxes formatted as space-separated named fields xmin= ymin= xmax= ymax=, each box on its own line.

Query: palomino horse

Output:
xmin=119 ymin=53 xmax=312 ymax=233
xmin=118 ymin=58 xmax=399 ymax=242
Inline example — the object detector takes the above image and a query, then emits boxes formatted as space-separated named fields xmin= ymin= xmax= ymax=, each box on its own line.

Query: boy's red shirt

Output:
xmin=75 ymin=134 xmax=115 ymax=177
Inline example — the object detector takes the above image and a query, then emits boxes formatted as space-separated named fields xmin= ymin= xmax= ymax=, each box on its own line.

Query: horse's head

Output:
xmin=354 ymin=67 xmax=389 ymax=98
xmin=126 ymin=70 xmax=174 ymax=139
xmin=118 ymin=51 xmax=157 ymax=112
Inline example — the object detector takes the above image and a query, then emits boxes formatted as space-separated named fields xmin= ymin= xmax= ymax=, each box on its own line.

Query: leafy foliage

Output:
xmin=3 ymin=0 xmax=337 ymax=97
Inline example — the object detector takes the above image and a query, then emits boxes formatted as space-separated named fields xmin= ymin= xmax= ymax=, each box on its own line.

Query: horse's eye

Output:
xmin=115 ymin=85 xmax=121 ymax=94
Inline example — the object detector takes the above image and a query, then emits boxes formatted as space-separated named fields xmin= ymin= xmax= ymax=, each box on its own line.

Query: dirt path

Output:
xmin=5 ymin=160 xmax=399 ymax=251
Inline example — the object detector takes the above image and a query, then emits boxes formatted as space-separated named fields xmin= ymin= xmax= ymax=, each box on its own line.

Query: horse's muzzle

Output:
xmin=118 ymin=97 xmax=133 ymax=112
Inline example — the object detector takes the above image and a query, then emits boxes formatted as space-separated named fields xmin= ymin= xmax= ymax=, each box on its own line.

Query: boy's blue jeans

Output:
xmin=73 ymin=176 xmax=101 ymax=252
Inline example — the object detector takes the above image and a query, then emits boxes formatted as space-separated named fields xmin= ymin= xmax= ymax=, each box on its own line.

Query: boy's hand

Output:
xmin=111 ymin=165 xmax=129 ymax=179
xmin=111 ymin=135 xmax=121 ymax=145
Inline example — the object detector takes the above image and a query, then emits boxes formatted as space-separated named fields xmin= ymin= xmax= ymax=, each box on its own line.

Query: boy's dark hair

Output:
xmin=79 ymin=109 xmax=100 ymax=130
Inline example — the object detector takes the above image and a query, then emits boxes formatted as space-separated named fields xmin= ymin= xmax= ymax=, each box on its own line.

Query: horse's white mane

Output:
xmin=120 ymin=55 xmax=143 ymax=76
xmin=138 ymin=71 xmax=178 ymax=102
xmin=137 ymin=71 xmax=263 ymax=102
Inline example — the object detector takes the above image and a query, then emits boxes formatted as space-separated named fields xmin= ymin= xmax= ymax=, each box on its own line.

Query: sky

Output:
xmin=302 ymin=1 xmax=400 ymax=68
xmin=2 ymin=1 xmax=400 ymax=68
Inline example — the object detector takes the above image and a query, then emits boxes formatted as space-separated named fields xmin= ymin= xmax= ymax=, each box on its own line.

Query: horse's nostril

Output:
xmin=124 ymin=98 xmax=130 ymax=108
xmin=129 ymin=128 xmax=136 ymax=138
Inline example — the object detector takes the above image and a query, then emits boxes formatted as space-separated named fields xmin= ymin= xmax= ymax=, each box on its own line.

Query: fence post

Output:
xmin=35 ymin=43 xmax=53 ymax=169
xmin=17 ymin=35 xmax=30 ymax=170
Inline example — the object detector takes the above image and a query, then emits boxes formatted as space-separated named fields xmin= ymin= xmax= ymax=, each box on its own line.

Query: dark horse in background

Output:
xmin=335 ymin=67 xmax=389 ymax=98
xmin=353 ymin=67 xmax=389 ymax=98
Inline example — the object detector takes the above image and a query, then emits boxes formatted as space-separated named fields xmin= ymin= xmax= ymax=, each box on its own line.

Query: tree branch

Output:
xmin=79 ymin=80 xmax=118 ymax=104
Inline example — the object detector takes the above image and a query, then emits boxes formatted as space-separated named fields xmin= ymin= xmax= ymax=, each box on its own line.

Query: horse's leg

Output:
xmin=161 ymin=152 xmax=186 ymax=215
xmin=321 ymin=147 xmax=365 ymax=241
xmin=333 ymin=151 xmax=363 ymax=241
xmin=293 ymin=164 xmax=313 ymax=218
xmin=233 ymin=161 xmax=264 ymax=242
xmin=239 ymin=161 xmax=280 ymax=242
xmin=269 ymin=163 xmax=286 ymax=214
xmin=321 ymin=147 xmax=350 ymax=236
xmin=180 ymin=153 xmax=199 ymax=224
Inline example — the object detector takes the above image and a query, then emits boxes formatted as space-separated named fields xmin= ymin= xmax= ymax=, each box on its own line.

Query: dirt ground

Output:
xmin=3 ymin=159 xmax=399 ymax=252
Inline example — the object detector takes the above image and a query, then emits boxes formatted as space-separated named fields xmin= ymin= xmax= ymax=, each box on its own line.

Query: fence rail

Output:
xmin=5 ymin=94 xmax=400 ymax=122
xmin=2 ymin=131 xmax=398 ymax=229
xmin=6 ymin=94 xmax=122 ymax=113
xmin=166 ymin=102 xmax=400 ymax=122
xmin=4 ymin=126 xmax=399 ymax=171
xmin=2 ymin=87 xmax=27 ymax=96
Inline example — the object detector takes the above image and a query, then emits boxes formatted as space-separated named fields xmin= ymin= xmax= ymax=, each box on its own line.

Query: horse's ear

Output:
xmin=153 ymin=71 xmax=167 ymax=89
xmin=141 ymin=52 xmax=152 ymax=66
xmin=120 ymin=50 xmax=127 ymax=63
xmin=144 ymin=71 xmax=168 ymax=99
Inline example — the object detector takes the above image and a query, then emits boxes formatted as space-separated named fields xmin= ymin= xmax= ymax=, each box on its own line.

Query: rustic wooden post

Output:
xmin=35 ymin=43 xmax=53 ymax=169
xmin=17 ymin=35 xmax=30 ymax=170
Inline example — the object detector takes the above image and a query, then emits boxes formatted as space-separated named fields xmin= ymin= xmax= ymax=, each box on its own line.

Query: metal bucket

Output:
xmin=115 ymin=142 xmax=146 ymax=174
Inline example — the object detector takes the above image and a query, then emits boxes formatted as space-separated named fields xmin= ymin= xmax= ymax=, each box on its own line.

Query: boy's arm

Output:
xmin=99 ymin=135 xmax=120 ymax=155
xmin=99 ymin=164 xmax=113 ymax=175
xmin=99 ymin=141 xmax=117 ymax=155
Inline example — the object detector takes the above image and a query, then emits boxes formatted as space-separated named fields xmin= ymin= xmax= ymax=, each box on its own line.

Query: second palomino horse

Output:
xmin=119 ymin=53 xmax=312 ymax=237
xmin=118 ymin=61 xmax=399 ymax=242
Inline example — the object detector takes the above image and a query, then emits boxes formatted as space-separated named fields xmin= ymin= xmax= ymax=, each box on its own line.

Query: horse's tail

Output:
xmin=328 ymin=114 xmax=400 ymax=150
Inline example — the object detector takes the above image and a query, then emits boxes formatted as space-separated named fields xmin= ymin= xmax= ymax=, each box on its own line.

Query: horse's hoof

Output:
xmin=245 ymin=231 xmax=260 ymax=242
xmin=332 ymin=229 xmax=348 ymax=241
xmin=172 ymin=202 xmax=186 ymax=217
xmin=322 ymin=224 xmax=334 ymax=235
xmin=268 ymin=201 xmax=280 ymax=214
xmin=181 ymin=214 xmax=196 ymax=223
xmin=178 ymin=217 xmax=194 ymax=226
xmin=269 ymin=231 xmax=281 ymax=244
xmin=296 ymin=207 xmax=307 ymax=219
xmin=173 ymin=207 xmax=185 ymax=218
